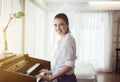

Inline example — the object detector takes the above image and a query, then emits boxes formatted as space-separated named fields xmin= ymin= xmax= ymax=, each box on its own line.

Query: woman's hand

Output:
xmin=40 ymin=69 xmax=51 ymax=74
xmin=36 ymin=74 xmax=52 ymax=82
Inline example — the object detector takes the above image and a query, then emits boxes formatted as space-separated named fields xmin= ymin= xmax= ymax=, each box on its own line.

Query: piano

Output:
xmin=0 ymin=54 xmax=50 ymax=82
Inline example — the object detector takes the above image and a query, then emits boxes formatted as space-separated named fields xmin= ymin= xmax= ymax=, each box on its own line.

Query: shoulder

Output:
xmin=65 ymin=33 xmax=75 ymax=42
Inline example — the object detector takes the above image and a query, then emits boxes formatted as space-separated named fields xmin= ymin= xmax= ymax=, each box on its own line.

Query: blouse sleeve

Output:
xmin=64 ymin=37 xmax=76 ymax=68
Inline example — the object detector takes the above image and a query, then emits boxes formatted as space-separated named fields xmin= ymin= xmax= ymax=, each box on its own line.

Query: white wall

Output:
xmin=112 ymin=10 xmax=120 ymax=72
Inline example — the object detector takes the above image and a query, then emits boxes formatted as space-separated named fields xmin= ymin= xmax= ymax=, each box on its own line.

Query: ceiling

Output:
xmin=30 ymin=0 xmax=120 ymax=10
xmin=44 ymin=0 xmax=115 ymax=3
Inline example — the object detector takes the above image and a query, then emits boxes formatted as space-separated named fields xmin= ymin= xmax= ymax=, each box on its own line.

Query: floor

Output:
xmin=97 ymin=72 xmax=120 ymax=82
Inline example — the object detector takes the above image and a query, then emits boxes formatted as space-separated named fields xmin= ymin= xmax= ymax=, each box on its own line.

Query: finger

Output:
xmin=36 ymin=75 xmax=40 ymax=77
xmin=40 ymin=69 xmax=46 ymax=72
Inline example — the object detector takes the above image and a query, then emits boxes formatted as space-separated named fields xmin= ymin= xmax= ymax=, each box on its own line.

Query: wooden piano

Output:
xmin=0 ymin=54 xmax=50 ymax=82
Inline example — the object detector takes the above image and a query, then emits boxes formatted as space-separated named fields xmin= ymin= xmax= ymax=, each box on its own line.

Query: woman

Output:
xmin=36 ymin=13 xmax=77 ymax=82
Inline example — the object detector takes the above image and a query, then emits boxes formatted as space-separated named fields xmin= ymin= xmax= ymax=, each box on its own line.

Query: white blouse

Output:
xmin=52 ymin=33 xmax=76 ymax=75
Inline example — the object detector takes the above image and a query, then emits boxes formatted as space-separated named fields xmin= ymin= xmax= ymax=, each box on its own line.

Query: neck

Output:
xmin=60 ymin=32 xmax=69 ymax=38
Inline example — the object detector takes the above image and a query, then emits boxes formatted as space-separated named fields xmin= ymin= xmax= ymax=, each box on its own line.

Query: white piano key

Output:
xmin=27 ymin=63 xmax=40 ymax=74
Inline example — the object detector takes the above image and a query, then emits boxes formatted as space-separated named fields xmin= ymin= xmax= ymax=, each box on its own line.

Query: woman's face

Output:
xmin=54 ymin=18 xmax=68 ymax=36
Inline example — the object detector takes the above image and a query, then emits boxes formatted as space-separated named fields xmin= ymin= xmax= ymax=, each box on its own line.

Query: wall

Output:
xmin=112 ymin=10 xmax=120 ymax=73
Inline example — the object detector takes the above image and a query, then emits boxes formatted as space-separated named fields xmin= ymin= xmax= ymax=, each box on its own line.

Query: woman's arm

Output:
xmin=50 ymin=65 xmax=72 ymax=81
xmin=37 ymin=65 xmax=72 ymax=82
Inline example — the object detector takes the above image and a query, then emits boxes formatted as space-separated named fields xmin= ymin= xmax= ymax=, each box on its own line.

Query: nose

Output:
xmin=56 ymin=25 xmax=60 ymax=31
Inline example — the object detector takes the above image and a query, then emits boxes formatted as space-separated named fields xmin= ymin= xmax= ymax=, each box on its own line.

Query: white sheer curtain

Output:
xmin=75 ymin=11 xmax=112 ymax=72
xmin=25 ymin=0 xmax=46 ymax=58
xmin=0 ymin=0 xmax=24 ymax=54
xmin=25 ymin=1 xmax=112 ymax=71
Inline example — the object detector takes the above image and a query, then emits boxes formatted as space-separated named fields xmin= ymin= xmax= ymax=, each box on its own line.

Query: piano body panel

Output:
xmin=0 ymin=69 xmax=4 ymax=82
xmin=0 ymin=69 xmax=36 ymax=82
xmin=0 ymin=54 xmax=16 ymax=62
xmin=0 ymin=54 xmax=51 ymax=82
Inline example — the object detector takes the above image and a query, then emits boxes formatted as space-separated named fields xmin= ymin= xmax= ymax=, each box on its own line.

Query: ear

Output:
xmin=66 ymin=25 xmax=70 ymax=32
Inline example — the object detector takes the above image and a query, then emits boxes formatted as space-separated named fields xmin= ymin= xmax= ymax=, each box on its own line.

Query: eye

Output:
xmin=60 ymin=23 xmax=64 ymax=26
xmin=54 ymin=24 xmax=57 ymax=27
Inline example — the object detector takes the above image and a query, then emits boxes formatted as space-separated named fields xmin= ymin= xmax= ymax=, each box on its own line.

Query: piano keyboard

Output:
xmin=0 ymin=54 xmax=51 ymax=82
xmin=26 ymin=63 xmax=40 ymax=74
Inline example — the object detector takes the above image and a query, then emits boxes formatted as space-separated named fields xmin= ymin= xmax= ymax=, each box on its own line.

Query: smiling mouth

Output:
xmin=57 ymin=31 xmax=61 ymax=33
